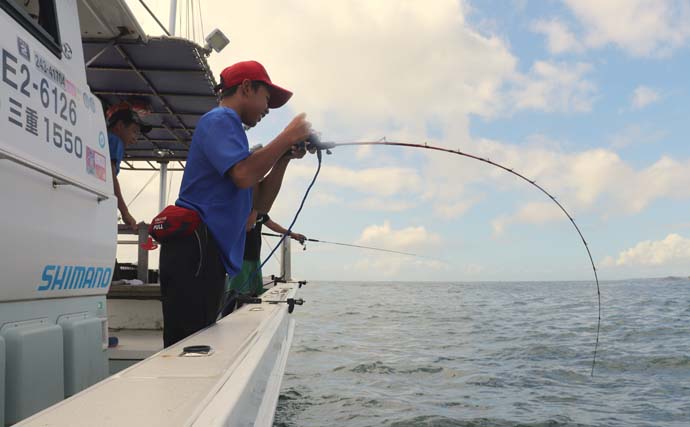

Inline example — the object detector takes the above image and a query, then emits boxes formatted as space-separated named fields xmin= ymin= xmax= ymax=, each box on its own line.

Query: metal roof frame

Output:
xmin=83 ymin=36 xmax=218 ymax=170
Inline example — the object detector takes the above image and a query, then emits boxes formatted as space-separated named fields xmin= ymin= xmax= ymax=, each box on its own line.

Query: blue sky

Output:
xmin=121 ymin=0 xmax=690 ymax=281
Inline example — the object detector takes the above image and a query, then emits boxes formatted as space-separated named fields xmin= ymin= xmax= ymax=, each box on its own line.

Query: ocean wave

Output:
xmin=399 ymin=366 xmax=444 ymax=374
xmin=386 ymin=415 xmax=594 ymax=427
xmin=599 ymin=354 xmax=690 ymax=371
xmin=336 ymin=361 xmax=397 ymax=374
xmin=295 ymin=346 xmax=324 ymax=353
xmin=334 ymin=361 xmax=462 ymax=376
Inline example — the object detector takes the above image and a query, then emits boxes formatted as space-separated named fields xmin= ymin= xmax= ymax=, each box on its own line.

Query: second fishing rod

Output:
xmin=260 ymin=232 xmax=438 ymax=260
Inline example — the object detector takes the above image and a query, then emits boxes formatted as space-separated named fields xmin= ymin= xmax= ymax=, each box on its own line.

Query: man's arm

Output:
xmin=228 ymin=113 xmax=310 ymax=189
xmin=253 ymin=156 xmax=291 ymax=214
xmin=245 ymin=209 xmax=258 ymax=232
xmin=265 ymin=218 xmax=306 ymax=243
xmin=112 ymin=162 xmax=137 ymax=231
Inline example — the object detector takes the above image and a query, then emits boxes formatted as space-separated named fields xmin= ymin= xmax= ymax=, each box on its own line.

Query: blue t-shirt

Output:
xmin=108 ymin=132 xmax=125 ymax=175
xmin=176 ymin=107 xmax=252 ymax=276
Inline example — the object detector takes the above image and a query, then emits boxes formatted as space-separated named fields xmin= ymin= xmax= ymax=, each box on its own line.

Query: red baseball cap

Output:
xmin=106 ymin=102 xmax=152 ymax=133
xmin=218 ymin=60 xmax=293 ymax=109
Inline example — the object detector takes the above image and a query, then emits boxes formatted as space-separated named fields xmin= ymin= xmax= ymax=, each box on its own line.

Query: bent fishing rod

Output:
xmin=223 ymin=136 xmax=601 ymax=376
xmin=261 ymin=232 xmax=440 ymax=261
xmin=305 ymin=137 xmax=602 ymax=376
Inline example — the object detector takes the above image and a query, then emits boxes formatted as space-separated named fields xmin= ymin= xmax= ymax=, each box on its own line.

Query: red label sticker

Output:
xmin=86 ymin=146 xmax=107 ymax=181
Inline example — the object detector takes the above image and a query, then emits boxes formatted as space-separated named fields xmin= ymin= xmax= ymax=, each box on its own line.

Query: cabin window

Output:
xmin=1 ymin=0 xmax=61 ymax=58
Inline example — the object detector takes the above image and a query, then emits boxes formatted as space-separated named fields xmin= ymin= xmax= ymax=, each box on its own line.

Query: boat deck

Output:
xmin=16 ymin=283 xmax=298 ymax=427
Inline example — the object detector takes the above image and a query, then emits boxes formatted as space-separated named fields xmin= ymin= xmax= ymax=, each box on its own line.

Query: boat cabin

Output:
xmin=0 ymin=1 xmax=300 ymax=425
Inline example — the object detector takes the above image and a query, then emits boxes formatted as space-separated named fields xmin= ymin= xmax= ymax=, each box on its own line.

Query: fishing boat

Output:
xmin=0 ymin=1 xmax=303 ymax=425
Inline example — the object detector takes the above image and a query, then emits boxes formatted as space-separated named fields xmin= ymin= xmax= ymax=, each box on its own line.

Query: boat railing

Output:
xmin=117 ymin=223 xmax=152 ymax=283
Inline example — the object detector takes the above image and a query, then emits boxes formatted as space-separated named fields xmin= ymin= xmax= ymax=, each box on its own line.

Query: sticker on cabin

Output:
xmin=64 ymin=79 xmax=77 ymax=97
xmin=17 ymin=37 xmax=30 ymax=61
xmin=34 ymin=52 xmax=65 ymax=88
xmin=62 ymin=43 xmax=72 ymax=60
xmin=83 ymin=92 xmax=97 ymax=113
xmin=86 ymin=146 xmax=106 ymax=181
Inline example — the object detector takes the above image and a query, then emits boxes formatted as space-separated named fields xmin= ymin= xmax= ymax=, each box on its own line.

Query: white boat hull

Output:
xmin=15 ymin=283 xmax=298 ymax=427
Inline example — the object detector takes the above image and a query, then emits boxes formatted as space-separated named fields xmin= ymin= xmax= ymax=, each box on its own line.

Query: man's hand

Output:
xmin=281 ymin=113 xmax=311 ymax=146
xmin=290 ymin=232 xmax=306 ymax=244
xmin=283 ymin=144 xmax=307 ymax=160
xmin=122 ymin=211 xmax=138 ymax=233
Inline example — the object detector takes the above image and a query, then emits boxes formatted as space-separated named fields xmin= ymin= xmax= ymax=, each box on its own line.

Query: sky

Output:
xmin=118 ymin=0 xmax=690 ymax=282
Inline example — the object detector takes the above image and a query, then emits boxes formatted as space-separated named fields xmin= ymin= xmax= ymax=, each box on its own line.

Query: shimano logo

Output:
xmin=37 ymin=265 xmax=113 ymax=291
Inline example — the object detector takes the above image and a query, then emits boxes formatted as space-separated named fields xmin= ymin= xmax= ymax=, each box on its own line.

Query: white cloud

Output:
xmin=195 ymin=0 xmax=518 ymax=127
xmin=348 ymin=221 xmax=446 ymax=277
xmin=531 ymin=19 xmax=584 ymax=54
xmin=510 ymin=61 xmax=597 ymax=113
xmin=352 ymin=197 xmax=415 ymax=212
xmin=434 ymin=199 xmax=478 ymax=219
xmin=351 ymin=256 xmax=447 ymax=278
xmin=547 ymin=149 xmax=690 ymax=214
xmin=287 ymin=163 xmax=423 ymax=197
xmin=129 ymin=0 xmax=598 ymax=125
xmin=600 ymin=256 xmax=616 ymax=267
xmin=492 ymin=202 xmax=564 ymax=236
xmin=603 ymin=234 xmax=690 ymax=267
xmin=609 ymin=124 xmax=666 ymax=149
xmin=311 ymin=193 xmax=343 ymax=206
xmin=562 ymin=0 xmax=690 ymax=57
xmin=426 ymin=137 xmax=690 ymax=232
xmin=355 ymin=145 xmax=373 ymax=161
xmin=356 ymin=221 xmax=441 ymax=251
xmin=631 ymin=86 xmax=661 ymax=109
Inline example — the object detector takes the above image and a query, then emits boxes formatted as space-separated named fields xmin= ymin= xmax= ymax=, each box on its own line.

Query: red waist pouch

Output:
xmin=149 ymin=205 xmax=201 ymax=243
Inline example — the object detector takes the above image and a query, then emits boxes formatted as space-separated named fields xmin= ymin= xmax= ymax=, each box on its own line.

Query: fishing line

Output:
xmin=262 ymin=235 xmax=283 ymax=269
xmin=261 ymin=232 xmax=439 ymax=261
xmin=322 ymin=140 xmax=601 ymax=376
xmin=126 ymin=171 xmax=157 ymax=208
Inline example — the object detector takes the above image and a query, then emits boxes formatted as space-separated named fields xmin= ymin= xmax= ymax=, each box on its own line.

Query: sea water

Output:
xmin=274 ymin=279 xmax=690 ymax=426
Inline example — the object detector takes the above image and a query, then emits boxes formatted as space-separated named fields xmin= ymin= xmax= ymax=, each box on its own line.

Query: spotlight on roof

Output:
xmin=204 ymin=29 xmax=229 ymax=54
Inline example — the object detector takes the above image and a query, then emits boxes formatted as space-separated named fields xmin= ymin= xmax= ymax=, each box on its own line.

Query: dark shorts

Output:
xmin=159 ymin=224 xmax=226 ymax=348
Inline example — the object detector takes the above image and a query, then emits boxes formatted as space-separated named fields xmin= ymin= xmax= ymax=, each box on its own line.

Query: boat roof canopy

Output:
xmin=78 ymin=0 xmax=148 ymax=42
xmin=84 ymin=37 xmax=217 ymax=170
xmin=80 ymin=1 xmax=218 ymax=171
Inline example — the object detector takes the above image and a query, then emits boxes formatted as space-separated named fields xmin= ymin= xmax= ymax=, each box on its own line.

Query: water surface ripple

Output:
xmin=274 ymin=279 xmax=690 ymax=426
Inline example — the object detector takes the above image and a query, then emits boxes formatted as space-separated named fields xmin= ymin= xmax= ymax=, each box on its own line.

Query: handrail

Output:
xmin=0 ymin=147 xmax=110 ymax=202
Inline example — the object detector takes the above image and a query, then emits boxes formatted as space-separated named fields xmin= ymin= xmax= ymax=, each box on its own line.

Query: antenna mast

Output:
xmin=169 ymin=0 xmax=177 ymax=36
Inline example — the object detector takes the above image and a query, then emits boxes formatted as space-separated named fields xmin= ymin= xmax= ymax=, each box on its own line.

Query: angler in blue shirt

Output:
xmin=107 ymin=105 xmax=151 ymax=231
xmin=158 ymin=60 xmax=313 ymax=347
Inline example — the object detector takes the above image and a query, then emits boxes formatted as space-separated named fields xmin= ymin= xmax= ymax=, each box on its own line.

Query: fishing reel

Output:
xmin=297 ymin=133 xmax=335 ymax=155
